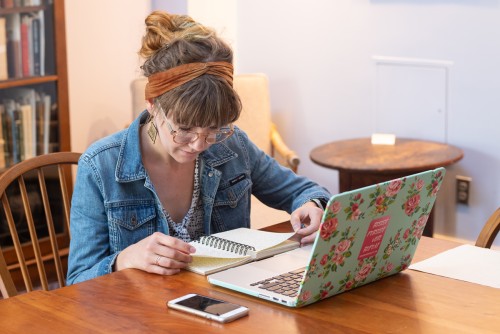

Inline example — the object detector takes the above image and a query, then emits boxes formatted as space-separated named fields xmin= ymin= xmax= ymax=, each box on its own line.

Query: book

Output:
xmin=0 ymin=104 xmax=6 ymax=169
xmin=186 ymin=228 xmax=300 ymax=275
xmin=19 ymin=103 xmax=33 ymax=159
xmin=43 ymin=3 xmax=54 ymax=75
xmin=41 ymin=92 xmax=50 ymax=154
xmin=0 ymin=17 xmax=8 ymax=80
xmin=6 ymin=13 xmax=22 ymax=78
xmin=5 ymin=87 xmax=37 ymax=157
xmin=20 ymin=14 xmax=32 ymax=77
xmin=31 ymin=14 xmax=39 ymax=75
xmin=3 ymin=98 xmax=19 ymax=164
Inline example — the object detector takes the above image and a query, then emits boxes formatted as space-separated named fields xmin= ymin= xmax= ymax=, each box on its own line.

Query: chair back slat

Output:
xmin=37 ymin=168 xmax=66 ymax=288
xmin=0 ymin=152 xmax=81 ymax=298
xmin=1 ymin=193 xmax=34 ymax=292
xmin=58 ymin=165 xmax=71 ymax=237
xmin=0 ymin=246 xmax=16 ymax=297
xmin=18 ymin=175 xmax=50 ymax=291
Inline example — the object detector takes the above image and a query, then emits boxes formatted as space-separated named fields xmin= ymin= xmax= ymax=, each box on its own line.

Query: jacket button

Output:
xmin=131 ymin=215 xmax=137 ymax=226
xmin=208 ymin=172 xmax=214 ymax=177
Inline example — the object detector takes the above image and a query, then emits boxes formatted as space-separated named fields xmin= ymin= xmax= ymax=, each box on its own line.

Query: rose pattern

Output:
xmin=401 ymin=177 xmax=425 ymax=216
xmin=368 ymin=179 xmax=405 ymax=215
xmin=338 ymin=257 xmax=378 ymax=292
xmin=382 ymin=228 xmax=403 ymax=259
xmin=344 ymin=193 xmax=365 ymax=221
xmin=426 ymin=170 xmax=444 ymax=197
xmin=295 ymin=169 xmax=445 ymax=307
xmin=307 ymin=226 xmax=358 ymax=280
xmin=329 ymin=200 xmax=342 ymax=214
xmin=320 ymin=217 xmax=339 ymax=241
xmin=400 ymin=203 xmax=431 ymax=251
xmin=385 ymin=179 xmax=403 ymax=197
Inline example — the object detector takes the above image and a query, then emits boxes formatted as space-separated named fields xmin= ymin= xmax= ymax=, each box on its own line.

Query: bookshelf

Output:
xmin=0 ymin=0 xmax=71 ymax=294
xmin=0 ymin=0 xmax=70 ymax=170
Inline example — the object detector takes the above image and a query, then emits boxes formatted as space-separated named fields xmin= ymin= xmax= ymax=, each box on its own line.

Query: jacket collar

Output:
xmin=116 ymin=111 xmax=238 ymax=182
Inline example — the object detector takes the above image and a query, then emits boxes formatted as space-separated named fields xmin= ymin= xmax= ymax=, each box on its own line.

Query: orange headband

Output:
xmin=145 ymin=61 xmax=234 ymax=99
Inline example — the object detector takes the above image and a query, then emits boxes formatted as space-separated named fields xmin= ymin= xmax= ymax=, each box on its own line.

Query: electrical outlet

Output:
xmin=456 ymin=175 xmax=472 ymax=205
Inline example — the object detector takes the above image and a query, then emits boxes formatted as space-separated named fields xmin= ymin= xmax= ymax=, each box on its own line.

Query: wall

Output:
xmin=64 ymin=1 xmax=500 ymax=247
xmin=189 ymin=0 xmax=500 ymax=247
xmin=65 ymin=0 xmax=150 ymax=153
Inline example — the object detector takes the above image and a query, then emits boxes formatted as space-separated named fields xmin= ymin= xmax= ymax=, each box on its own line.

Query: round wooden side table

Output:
xmin=310 ymin=137 xmax=464 ymax=237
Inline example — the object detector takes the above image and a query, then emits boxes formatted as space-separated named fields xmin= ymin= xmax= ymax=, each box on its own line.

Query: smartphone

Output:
xmin=167 ymin=293 xmax=249 ymax=323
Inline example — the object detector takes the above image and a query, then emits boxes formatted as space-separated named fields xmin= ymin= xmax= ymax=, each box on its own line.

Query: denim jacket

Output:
xmin=67 ymin=112 xmax=330 ymax=284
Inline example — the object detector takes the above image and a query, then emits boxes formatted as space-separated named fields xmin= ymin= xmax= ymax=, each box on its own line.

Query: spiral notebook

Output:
xmin=186 ymin=228 xmax=300 ymax=275
xmin=208 ymin=168 xmax=446 ymax=307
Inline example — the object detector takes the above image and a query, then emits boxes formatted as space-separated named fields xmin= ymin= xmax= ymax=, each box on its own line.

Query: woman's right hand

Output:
xmin=114 ymin=232 xmax=196 ymax=275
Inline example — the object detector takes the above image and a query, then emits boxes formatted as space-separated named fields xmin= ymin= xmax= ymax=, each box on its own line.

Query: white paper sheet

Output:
xmin=409 ymin=244 xmax=500 ymax=288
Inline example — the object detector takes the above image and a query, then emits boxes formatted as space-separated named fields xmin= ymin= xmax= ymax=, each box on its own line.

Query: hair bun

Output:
xmin=139 ymin=11 xmax=212 ymax=59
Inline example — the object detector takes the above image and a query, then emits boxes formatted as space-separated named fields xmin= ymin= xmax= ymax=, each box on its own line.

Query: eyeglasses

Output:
xmin=165 ymin=121 xmax=234 ymax=144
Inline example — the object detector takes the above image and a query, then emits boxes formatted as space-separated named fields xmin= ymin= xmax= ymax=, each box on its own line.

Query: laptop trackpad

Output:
xmin=251 ymin=244 xmax=312 ymax=271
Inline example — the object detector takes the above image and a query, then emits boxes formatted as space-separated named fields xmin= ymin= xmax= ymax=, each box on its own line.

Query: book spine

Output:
xmin=2 ymin=0 xmax=15 ymax=9
xmin=6 ymin=13 xmax=22 ymax=78
xmin=0 ymin=104 xmax=6 ymax=169
xmin=20 ymin=15 xmax=31 ymax=77
xmin=194 ymin=236 xmax=256 ymax=255
xmin=0 ymin=17 xmax=8 ymax=80
xmin=31 ymin=15 xmax=40 ymax=75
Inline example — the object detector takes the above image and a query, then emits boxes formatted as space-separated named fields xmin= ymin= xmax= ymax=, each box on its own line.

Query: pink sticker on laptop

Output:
xmin=358 ymin=216 xmax=391 ymax=260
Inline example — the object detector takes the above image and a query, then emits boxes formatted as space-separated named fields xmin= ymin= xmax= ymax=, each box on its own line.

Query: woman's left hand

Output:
xmin=290 ymin=202 xmax=324 ymax=245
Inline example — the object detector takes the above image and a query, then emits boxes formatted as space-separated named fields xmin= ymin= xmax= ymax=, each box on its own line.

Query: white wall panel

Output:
xmin=373 ymin=56 xmax=451 ymax=143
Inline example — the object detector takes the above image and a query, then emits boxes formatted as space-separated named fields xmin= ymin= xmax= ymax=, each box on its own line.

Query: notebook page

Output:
xmin=210 ymin=228 xmax=296 ymax=251
xmin=187 ymin=256 xmax=252 ymax=275
xmin=191 ymin=241 xmax=249 ymax=259
xmin=190 ymin=228 xmax=296 ymax=258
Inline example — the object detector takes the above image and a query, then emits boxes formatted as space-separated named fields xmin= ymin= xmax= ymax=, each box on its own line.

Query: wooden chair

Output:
xmin=0 ymin=152 xmax=81 ymax=298
xmin=131 ymin=73 xmax=300 ymax=229
xmin=475 ymin=207 xmax=500 ymax=248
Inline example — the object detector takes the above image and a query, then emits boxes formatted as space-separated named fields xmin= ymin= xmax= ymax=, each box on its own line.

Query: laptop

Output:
xmin=208 ymin=168 xmax=446 ymax=307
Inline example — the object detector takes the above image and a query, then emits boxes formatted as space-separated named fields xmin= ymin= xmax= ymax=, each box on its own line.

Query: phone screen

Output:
xmin=175 ymin=295 xmax=242 ymax=316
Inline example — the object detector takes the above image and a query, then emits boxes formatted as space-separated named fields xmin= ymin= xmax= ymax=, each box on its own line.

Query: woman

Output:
xmin=67 ymin=11 xmax=330 ymax=285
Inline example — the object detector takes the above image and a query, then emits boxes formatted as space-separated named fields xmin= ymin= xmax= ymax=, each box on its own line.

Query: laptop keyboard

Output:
xmin=250 ymin=267 xmax=306 ymax=297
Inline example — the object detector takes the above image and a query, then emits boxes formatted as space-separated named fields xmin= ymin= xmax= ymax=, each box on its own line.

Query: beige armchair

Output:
xmin=233 ymin=73 xmax=299 ymax=228
xmin=130 ymin=73 xmax=300 ymax=229
xmin=233 ymin=73 xmax=299 ymax=173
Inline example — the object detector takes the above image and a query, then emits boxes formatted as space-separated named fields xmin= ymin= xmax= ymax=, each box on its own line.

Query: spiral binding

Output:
xmin=194 ymin=235 xmax=256 ymax=255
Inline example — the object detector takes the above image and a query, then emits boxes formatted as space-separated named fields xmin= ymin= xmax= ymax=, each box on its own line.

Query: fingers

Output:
xmin=148 ymin=254 xmax=183 ymax=276
xmin=152 ymin=232 xmax=196 ymax=260
xmin=115 ymin=232 xmax=196 ymax=275
xmin=290 ymin=203 xmax=324 ymax=245
xmin=149 ymin=232 xmax=195 ymax=270
xmin=298 ymin=231 xmax=318 ymax=245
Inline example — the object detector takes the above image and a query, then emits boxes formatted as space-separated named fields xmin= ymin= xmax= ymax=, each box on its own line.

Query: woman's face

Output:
xmin=153 ymin=111 xmax=213 ymax=164
xmin=146 ymin=101 xmax=234 ymax=164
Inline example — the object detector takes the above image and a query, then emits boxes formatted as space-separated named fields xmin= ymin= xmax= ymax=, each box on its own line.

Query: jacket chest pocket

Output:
xmin=214 ymin=178 xmax=251 ymax=208
xmin=107 ymin=201 xmax=157 ymax=252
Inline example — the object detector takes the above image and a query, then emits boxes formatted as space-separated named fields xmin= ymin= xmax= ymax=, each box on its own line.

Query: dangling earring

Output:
xmin=147 ymin=115 xmax=158 ymax=144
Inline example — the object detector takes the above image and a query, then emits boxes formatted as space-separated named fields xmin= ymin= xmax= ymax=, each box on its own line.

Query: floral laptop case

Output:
xmin=208 ymin=168 xmax=445 ymax=307
xmin=295 ymin=167 xmax=446 ymax=306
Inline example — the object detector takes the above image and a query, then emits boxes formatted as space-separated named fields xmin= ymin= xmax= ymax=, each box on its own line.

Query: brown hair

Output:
xmin=140 ymin=11 xmax=241 ymax=128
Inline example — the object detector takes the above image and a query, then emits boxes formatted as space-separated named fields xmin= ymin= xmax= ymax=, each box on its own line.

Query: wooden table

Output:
xmin=1 ymin=223 xmax=499 ymax=333
xmin=310 ymin=137 xmax=464 ymax=237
